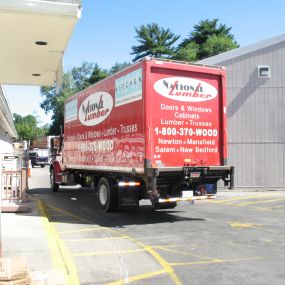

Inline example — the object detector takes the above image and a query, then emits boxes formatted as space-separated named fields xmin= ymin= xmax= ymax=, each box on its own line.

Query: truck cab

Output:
xmin=29 ymin=149 xmax=49 ymax=168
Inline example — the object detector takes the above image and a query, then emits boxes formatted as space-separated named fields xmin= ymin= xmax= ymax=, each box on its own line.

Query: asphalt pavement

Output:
xmin=1 ymin=167 xmax=285 ymax=285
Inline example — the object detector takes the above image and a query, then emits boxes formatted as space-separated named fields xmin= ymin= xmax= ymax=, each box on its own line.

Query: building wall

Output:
xmin=220 ymin=42 xmax=285 ymax=187
xmin=0 ymin=129 xmax=14 ymax=153
xmin=0 ymin=86 xmax=17 ymax=154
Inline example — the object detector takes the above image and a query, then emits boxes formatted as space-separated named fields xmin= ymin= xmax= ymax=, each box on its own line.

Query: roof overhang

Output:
xmin=0 ymin=0 xmax=81 ymax=87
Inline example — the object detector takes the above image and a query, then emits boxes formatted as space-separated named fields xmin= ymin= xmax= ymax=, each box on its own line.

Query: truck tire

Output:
xmin=41 ymin=165 xmax=45 ymax=168
xmin=97 ymin=177 xmax=117 ymax=212
xmin=50 ymin=168 xmax=59 ymax=192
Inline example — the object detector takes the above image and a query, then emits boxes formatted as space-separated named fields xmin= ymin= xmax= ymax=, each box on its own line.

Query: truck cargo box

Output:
xmin=64 ymin=58 xmax=227 ymax=171
xmin=52 ymin=58 xmax=234 ymax=211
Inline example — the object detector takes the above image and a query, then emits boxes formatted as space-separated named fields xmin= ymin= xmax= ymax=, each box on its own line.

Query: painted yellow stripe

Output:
xmin=47 ymin=204 xmax=90 ymax=223
xmin=228 ymin=222 xmax=276 ymax=233
xmin=170 ymin=256 xmax=264 ymax=267
xmin=48 ymin=214 xmax=67 ymax=217
xmin=155 ymin=246 xmax=215 ymax=260
xmin=36 ymin=199 xmax=65 ymax=270
xmin=105 ymin=269 xmax=166 ymax=285
xmin=65 ymin=235 xmax=128 ymax=242
xmin=144 ymin=246 xmax=182 ymax=285
xmin=58 ymin=227 xmax=110 ymax=234
xmin=234 ymin=198 xmax=285 ymax=206
xmin=37 ymin=199 xmax=80 ymax=285
xmin=46 ymin=203 xmax=182 ymax=285
xmin=59 ymin=227 xmax=106 ymax=234
xmin=73 ymin=248 xmax=145 ymax=257
xmin=214 ymin=193 xmax=278 ymax=204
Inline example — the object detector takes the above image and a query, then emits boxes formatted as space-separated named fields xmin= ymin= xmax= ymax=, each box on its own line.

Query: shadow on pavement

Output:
xmin=26 ymin=187 xmax=206 ymax=228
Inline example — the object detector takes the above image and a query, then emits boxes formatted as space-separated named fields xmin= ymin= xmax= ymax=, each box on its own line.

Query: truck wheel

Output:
xmin=41 ymin=165 xmax=45 ymax=168
xmin=50 ymin=168 xmax=59 ymax=192
xmin=97 ymin=177 xmax=117 ymax=212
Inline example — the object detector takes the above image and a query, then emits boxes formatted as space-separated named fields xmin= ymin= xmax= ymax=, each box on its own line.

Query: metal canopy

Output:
xmin=0 ymin=0 xmax=81 ymax=86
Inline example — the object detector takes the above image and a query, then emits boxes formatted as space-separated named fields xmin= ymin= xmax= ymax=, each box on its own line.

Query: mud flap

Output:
xmin=118 ymin=186 xmax=140 ymax=209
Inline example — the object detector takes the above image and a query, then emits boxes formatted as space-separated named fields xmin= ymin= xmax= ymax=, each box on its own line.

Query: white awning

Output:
xmin=0 ymin=0 xmax=81 ymax=86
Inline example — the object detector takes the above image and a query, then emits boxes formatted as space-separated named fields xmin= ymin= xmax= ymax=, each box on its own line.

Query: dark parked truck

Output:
xmin=29 ymin=149 xmax=49 ymax=168
xmin=50 ymin=58 xmax=234 ymax=211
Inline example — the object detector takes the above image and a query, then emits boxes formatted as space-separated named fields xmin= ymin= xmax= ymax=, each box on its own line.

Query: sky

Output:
xmin=3 ymin=0 xmax=285 ymax=126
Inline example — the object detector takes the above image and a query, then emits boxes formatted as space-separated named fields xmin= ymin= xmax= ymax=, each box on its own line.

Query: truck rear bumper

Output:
xmin=145 ymin=165 xmax=234 ymax=201
xmin=154 ymin=166 xmax=234 ymax=189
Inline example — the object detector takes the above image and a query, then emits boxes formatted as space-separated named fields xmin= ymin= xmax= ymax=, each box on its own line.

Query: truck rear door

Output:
xmin=145 ymin=60 xmax=226 ymax=168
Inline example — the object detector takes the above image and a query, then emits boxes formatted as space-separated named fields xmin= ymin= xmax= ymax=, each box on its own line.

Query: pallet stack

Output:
xmin=0 ymin=257 xmax=65 ymax=285
xmin=0 ymin=257 xmax=30 ymax=285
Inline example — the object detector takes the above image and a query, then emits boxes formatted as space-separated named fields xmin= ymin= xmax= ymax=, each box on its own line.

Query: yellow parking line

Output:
xmin=46 ymin=203 xmax=183 ymax=285
xmin=214 ymin=193 xmax=278 ymax=204
xmin=59 ymin=227 xmax=106 ymax=234
xmin=65 ymin=235 xmax=128 ymax=242
xmin=36 ymin=199 xmax=80 ymax=285
xmin=228 ymin=221 xmax=276 ymax=233
xmin=105 ymin=269 xmax=166 ymax=285
xmin=47 ymin=204 xmax=89 ymax=223
xmin=155 ymin=246 xmax=215 ymax=260
xmin=170 ymin=256 xmax=264 ymax=267
xmin=73 ymin=248 xmax=145 ymax=257
xmin=234 ymin=198 xmax=285 ymax=206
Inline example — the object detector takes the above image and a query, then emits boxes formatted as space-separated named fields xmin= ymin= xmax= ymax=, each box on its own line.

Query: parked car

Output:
xmin=29 ymin=149 xmax=49 ymax=168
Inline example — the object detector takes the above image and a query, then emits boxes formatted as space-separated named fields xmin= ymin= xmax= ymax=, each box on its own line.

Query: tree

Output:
xmin=87 ymin=63 xmax=109 ymax=85
xmin=201 ymin=35 xmax=239 ymax=58
xmin=13 ymin=114 xmax=37 ymax=141
xmin=40 ymin=72 xmax=77 ymax=135
xmin=40 ymin=62 xmax=110 ymax=134
xmin=131 ymin=23 xmax=180 ymax=62
xmin=173 ymin=42 xmax=199 ymax=62
xmin=71 ymin=61 xmax=95 ymax=91
xmin=177 ymin=18 xmax=239 ymax=60
xmin=109 ymin=62 xmax=130 ymax=74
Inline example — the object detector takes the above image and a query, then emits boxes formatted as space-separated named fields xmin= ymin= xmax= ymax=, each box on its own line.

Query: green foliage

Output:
xmin=13 ymin=114 xmax=37 ymax=141
xmin=87 ymin=63 xmax=109 ymax=85
xmin=71 ymin=61 xmax=95 ymax=90
xmin=39 ymin=19 xmax=239 ymax=134
xmin=36 ymin=124 xmax=50 ymax=137
xmin=40 ymin=61 xmax=130 ymax=134
xmin=201 ymin=34 xmax=239 ymax=58
xmin=131 ymin=23 xmax=180 ymax=62
xmin=173 ymin=42 xmax=199 ymax=62
xmin=109 ymin=62 xmax=130 ymax=74
xmin=177 ymin=18 xmax=239 ymax=60
xmin=184 ymin=18 xmax=234 ymax=46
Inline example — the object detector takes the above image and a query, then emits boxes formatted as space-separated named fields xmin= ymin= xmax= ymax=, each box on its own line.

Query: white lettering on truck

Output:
xmin=78 ymin=140 xmax=114 ymax=152
xmin=154 ymin=77 xmax=218 ymax=102
xmin=79 ymin=91 xmax=113 ymax=126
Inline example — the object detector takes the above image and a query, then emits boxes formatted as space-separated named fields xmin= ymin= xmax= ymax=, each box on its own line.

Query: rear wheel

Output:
xmin=97 ymin=177 xmax=117 ymax=212
xmin=41 ymin=165 xmax=45 ymax=168
xmin=50 ymin=168 xmax=59 ymax=192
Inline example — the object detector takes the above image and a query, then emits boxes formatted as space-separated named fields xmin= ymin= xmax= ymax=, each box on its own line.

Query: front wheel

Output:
xmin=97 ymin=177 xmax=117 ymax=212
xmin=50 ymin=168 xmax=59 ymax=192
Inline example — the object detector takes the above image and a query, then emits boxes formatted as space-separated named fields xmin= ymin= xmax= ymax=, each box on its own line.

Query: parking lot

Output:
xmin=27 ymin=167 xmax=285 ymax=285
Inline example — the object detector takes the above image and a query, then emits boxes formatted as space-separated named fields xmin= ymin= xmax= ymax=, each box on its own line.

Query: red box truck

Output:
xmin=50 ymin=58 xmax=234 ymax=211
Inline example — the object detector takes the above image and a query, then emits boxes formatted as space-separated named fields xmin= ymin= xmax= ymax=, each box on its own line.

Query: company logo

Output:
xmin=154 ymin=77 xmax=218 ymax=102
xmin=79 ymin=92 xmax=113 ymax=126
